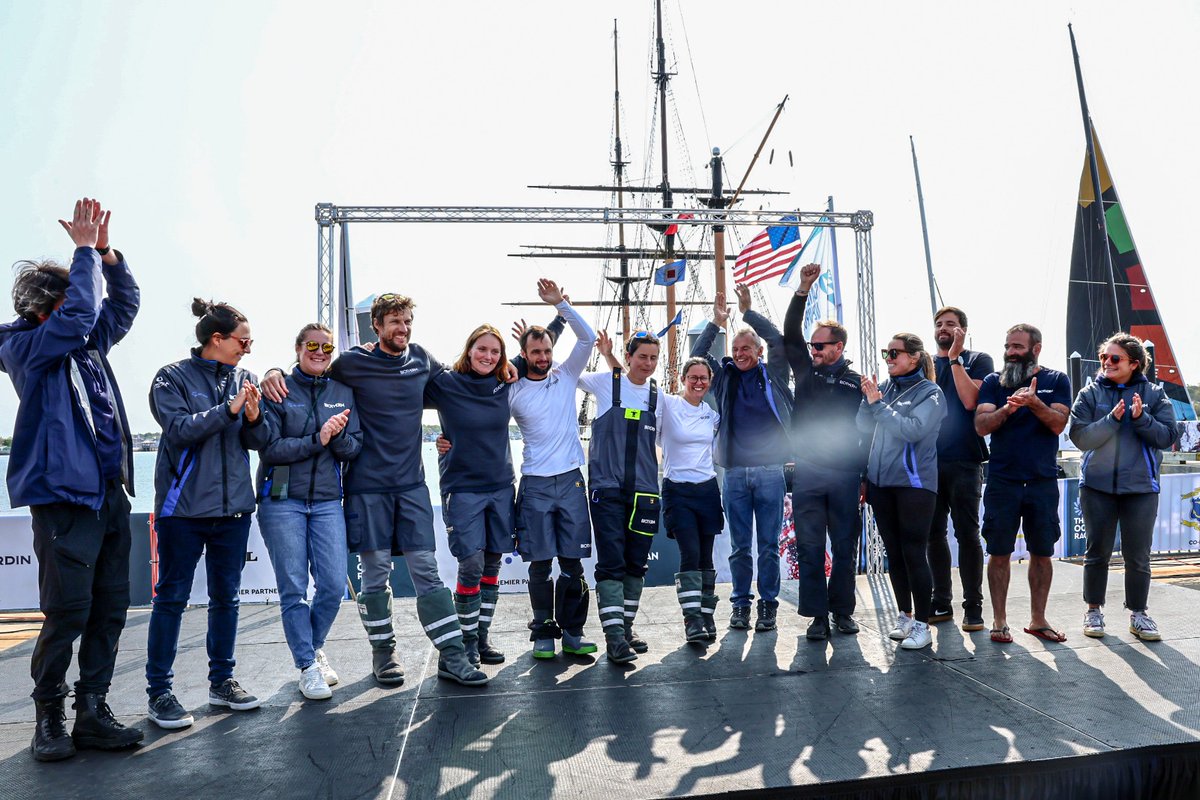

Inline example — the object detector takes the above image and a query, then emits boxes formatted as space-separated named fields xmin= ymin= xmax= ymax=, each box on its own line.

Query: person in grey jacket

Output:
xmin=857 ymin=332 xmax=946 ymax=650
xmin=145 ymin=299 xmax=271 ymax=730
xmin=1069 ymin=332 xmax=1179 ymax=641
xmin=256 ymin=323 xmax=361 ymax=700
xmin=690 ymin=284 xmax=793 ymax=633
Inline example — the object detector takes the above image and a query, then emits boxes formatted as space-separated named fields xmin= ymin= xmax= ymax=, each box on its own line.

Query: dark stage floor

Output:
xmin=2 ymin=563 xmax=1199 ymax=799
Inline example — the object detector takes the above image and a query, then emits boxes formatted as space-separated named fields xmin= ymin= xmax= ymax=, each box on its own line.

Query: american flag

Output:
xmin=733 ymin=215 xmax=803 ymax=287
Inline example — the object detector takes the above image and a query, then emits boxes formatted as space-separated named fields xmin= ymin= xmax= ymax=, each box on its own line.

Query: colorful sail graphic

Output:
xmin=1066 ymin=128 xmax=1196 ymax=420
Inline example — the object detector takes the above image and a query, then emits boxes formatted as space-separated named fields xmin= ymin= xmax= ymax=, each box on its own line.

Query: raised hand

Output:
xmin=596 ymin=329 xmax=614 ymax=358
xmin=734 ymin=283 xmax=752 ymax=314
xmin=1131 ymin=393 xmax=1143 ymax=419
xmin=948 ymin=327 xmax=967 ymax=360
xmin=798 ymin=263 xmax=821 ymax=293
xmin=712 ymin=292 xmax=730 ymax=327
xmin=510 ymin=319 xmax=528 ymax=343
xmin=58 ymin=198 xmax=103 ymax=248
xmin=537 ymin=278 xmax=565 ymax=306
xmin=860 ymin=374 xmax=882 ymax=404
xmin=243 ymin=382 xmax=262 ymax=423
xmin=1111 ymin=398 xmax=1126 ymax=421
xmin=435 ymin=435 xmax=452 ymax=456
xmin=320 ymin=409 xmax=350 ymax=445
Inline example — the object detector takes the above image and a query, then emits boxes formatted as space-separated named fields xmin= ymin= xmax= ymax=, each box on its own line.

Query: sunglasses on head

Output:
xmin=808 ymin=341 xmax=836 ymax=351
xmin=1100 ymin=353 xmax=1125 ymax=365
xmin=222 ymin=334 xmax=253 ymax=349
xmin=304 ymin=341 xmax=336 ymax=354
xmin=882 ymin=348 xmax=911 ymax=360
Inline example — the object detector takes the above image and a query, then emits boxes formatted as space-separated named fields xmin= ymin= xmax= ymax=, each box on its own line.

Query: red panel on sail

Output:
xmin=1130 ymin=324 xmax=1184 ymax=386
xmin=1124 ymin=264 xmax=1154 ymax=311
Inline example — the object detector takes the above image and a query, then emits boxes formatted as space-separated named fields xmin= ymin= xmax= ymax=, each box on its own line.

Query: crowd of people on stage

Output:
xmin=1 ymin=199 xmax=1182 ymax=763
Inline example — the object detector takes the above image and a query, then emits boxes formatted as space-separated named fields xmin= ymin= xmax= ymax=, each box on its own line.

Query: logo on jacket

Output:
xmin=323 ymin=402 xmax=347 ymax=409
xmin=398 ymin=367 xmax=420 ymax=376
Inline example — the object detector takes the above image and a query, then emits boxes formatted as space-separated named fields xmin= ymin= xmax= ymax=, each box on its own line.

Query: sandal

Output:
xmin=1024 ymin=626 xmax=1067 ymax=643
xmin=989 ymin=626 xmax=1013 ymax=643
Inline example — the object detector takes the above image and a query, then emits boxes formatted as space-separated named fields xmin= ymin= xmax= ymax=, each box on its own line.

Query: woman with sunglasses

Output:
xmin=658 ymin=357 xmax=724 ymax=643
xmin=256 ymin=324 xmax=361 ymax=700
xmin=424 ymin=322 xmax=520 ymax=668
xmin=145 ymin=299 xmax=271 ymax=730
xmin=583 ymin=330 xmax=662 ymax=663
xmin=1069 ymin=333 xmax=1178 ymax=641
xmin=857 ymin=334 xmax=946 ymax=650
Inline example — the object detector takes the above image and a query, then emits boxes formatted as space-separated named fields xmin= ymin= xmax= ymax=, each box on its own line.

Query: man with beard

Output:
xmin=974 ymin=324 xmax=1072 ymax=644
xmin=927 ymin=307 xmax=993 ymax=632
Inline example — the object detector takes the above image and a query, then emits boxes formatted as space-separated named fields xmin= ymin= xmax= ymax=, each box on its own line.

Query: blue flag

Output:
xmin=654 ymin=259 xmax=686 ymax=286
xmin=656 ymin=310 xmax=683 ymax=338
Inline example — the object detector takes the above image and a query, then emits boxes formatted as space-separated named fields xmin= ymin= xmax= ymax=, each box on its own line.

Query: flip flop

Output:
xmin=989 ymin=626 xmax=1012 ymax=643
xmin=1024 ymin=626 xmax=1067 ymax=643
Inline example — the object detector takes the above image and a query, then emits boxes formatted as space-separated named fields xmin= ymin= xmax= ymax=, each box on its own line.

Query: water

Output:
xmin=0 ymin=442 xmax=525 ymax=513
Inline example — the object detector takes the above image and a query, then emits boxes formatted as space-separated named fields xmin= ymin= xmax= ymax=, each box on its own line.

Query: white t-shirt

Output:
xmin=578 ymin=370 xmax=657 ymax=415
xmin=658 ymin=392 xmax=719 ymax=483
xmin=508 ymin=302 xmax=594 ymax=477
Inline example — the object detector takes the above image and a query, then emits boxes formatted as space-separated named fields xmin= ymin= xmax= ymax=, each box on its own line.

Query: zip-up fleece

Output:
xmin=256 ymin=366 xmax=362 ymax=502
xmin=150 ymin=351 xmax=270 ymax=517
xmin=691 ymin=310 xmax=793 ymax=468
xmin=856 ymin=371 xmax=946 ymax=491
xmin=1069 ymin=374 xmax=1178 ymax=495
xmin=783 ymin=291 xmax=869 ymax=475
xmin=0 ymin=247 xmax=138 ymax=510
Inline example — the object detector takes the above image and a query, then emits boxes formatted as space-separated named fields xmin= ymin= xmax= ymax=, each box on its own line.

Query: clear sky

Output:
xmin=1 ymin=0 xmax=1197 ymax=435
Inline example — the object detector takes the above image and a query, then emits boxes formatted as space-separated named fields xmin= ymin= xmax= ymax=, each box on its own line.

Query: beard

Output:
xmin=526 ymin=361 xmax=550 ymax=378
xmin=999 ymin=354 xmax=1037 ymax=388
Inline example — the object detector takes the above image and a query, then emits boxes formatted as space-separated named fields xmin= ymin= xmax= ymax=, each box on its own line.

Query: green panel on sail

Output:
xmin=1103 ymin=204 xmax=1135 ymax=254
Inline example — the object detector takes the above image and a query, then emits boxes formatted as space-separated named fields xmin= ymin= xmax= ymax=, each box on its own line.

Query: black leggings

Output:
xmin=869 ymin=483 xmax=937 ymax=622
xmin=663 ymin=478 xmax=723 ymax=572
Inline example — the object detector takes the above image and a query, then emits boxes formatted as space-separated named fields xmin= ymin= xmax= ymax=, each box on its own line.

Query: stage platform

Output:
xmin=2 ymin=562 xmax=1199 ymax=799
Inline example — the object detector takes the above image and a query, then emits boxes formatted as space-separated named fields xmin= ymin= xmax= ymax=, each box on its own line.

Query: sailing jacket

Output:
xmin=1069 ymin=374 xmax=1178 ymax=495
xmin=691 ymin=310 xmax=793 ymax=468
xmin=0 ymin=247 xmax=138 ymax=510
xmin=783 ymin=291 xmax=870 ymax=475
xmin=150 ymin=351 xmax=270 ymax=518
xmin=425 ymin=367 xmax=514 ymax=494
xmin=256 ymin=366 xmax=361 ymax=503
xmin=856 ymin=370 xmax=946 ymax=491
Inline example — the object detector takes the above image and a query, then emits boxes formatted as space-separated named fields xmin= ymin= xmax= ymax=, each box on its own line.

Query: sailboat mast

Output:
xmin=710 ymin=148 xmax=726 ymax=308
xmin=910 ymin=136 xmax=940 ymax=317
xmin=1069 ymin=23 xmax=1121 ymax=332
xmin=654 ymin=0 xmax=678 ymax=390
xmin=613 ymin=19 xmax=631 ymax=342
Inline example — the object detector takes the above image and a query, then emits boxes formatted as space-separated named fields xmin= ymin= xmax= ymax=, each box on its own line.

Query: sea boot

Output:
xmin=454 ymin=590 xmax=482 ymax=666
xmin=598 ymin=579 xmax=636 ymax=663
xmin=622 ymin=574 xmax=648 ymax=653
xmin=31 ymin=698 xmax=75 ymax=762
xmin=556 ymin=571 xmax=597 ymax=655
xmin=72 ymin=693 xmax=144 ymax=751
xmin=701 ymin=569 xmax=719 ymax=641
xmin=358 ymin=589 xmax=405 ymax=685
xmin=675 ymin=571 xmax=707 ymax=643
xmin=528 ymin=574 xmax=560 ymax=659
xmin=476 ymin=578 xmax=506 ymax=664
xmin=419 ymin=589 xmax=489 ymax=687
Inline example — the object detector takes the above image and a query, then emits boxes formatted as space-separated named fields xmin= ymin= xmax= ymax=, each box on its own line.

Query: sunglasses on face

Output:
xmin=222 ymin=334 xmax=253 ymax=349
xmin=1100 ymin=353 xmax=1125 ymax=365
xmin=882 ymin=348 xmax=911 ymax=360
xmin=304 ymin=341 xmax=336 ymax=354
xmin=808 ymin=341 xmax=836 ymax=351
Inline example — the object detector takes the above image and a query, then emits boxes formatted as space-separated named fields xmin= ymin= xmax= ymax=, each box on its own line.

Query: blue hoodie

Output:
xmin=1069 ymin=373 xmax=1178 ymax=494
xmin=856 ymin=369 xmax=946 ymax=491
xmin=0 ymin=248 xmax=138 ymax=510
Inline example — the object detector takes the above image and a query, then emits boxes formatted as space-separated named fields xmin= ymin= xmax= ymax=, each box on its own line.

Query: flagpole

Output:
xmin=1069 ymin=23 xmax=1121 ymax=332
xmin=612 ymin=19 xmax=631 ymax=343
xmin=910 ymin=136 xmax=940 ymax=318
xmin=827 ymin=196 xmax=844 ymax=324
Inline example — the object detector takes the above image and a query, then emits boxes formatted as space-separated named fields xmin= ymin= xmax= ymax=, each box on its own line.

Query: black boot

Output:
xmin=72 ymin=693 xmax=144 ymax=751
xmin=31 ymin=698 xmax=75 ymax=762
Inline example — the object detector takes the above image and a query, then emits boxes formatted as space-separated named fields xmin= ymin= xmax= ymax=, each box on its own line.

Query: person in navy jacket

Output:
xmin=1070 ymin=332 xmax=1178 ymax=641
xmin=0 ymin=199 xmax=142 ymax=761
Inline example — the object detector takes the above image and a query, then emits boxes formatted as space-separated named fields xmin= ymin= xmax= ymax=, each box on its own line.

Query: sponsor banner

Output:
xmin=0 ymin=515 xmax=40 ymax=611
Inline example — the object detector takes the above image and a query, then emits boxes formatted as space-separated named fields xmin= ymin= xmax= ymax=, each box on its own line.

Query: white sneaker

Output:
xmin=315 ymin=649 xmax=339 ymax=686
xmin=1083 ymin=608 xmax=1105 ymax=638
xmin=299 ymin=664 xmax=332 ymax=700
xmin=888 ymin=612 xmax=914 ymax=641
xmin=900 ymin=620 xmax=933 ymax=650
xmin=1129 ymin=611 xmax=1161 ymax=642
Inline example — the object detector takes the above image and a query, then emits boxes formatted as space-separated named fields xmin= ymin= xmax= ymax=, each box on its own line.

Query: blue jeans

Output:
xmin=723 ymin=465 xmax=786 ymax=608
xmin=257 ymin=499 xmax=348 ymax=670
xmin=146 ymin=515 xmax=252 ymax=697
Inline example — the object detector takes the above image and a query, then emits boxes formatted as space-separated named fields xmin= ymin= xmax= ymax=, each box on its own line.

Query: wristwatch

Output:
xmin=953 ymin=355 xmax=966 ymax=367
